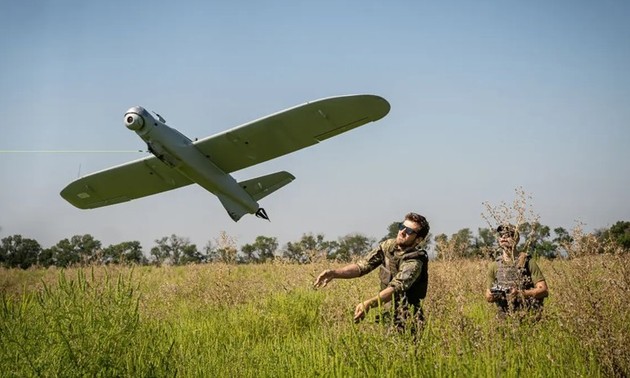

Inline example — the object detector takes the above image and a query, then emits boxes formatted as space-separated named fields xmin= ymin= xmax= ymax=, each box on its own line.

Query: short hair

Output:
xmin=405 ymin=212 xmax=430 ymax=239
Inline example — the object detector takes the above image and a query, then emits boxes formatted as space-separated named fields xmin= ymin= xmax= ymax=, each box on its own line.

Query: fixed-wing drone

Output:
xmin=61 ymin=94 xmax=390 ymax=221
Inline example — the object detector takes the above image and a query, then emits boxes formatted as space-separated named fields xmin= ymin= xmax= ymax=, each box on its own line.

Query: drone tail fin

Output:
xmin=238 ymin=171 xmax=295 ymax=201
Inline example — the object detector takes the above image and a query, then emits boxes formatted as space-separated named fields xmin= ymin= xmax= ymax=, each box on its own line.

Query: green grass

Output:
xmin=1 ymin=257 xmax=627 ymax=377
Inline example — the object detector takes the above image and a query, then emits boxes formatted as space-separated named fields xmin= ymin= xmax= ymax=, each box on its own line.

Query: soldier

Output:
xmin=485 ymin=224 xmax=549 ymax=319
xmin=314 ymin=212 xmax=430 ymax=332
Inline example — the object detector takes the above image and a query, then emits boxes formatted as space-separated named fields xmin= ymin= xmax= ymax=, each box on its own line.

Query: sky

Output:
xmin=1 ymin=1 xmax=629 ymax=253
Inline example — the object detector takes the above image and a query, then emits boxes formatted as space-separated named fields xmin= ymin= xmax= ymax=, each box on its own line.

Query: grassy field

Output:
xmin=1 ymin=256 xmax=628 ymax=377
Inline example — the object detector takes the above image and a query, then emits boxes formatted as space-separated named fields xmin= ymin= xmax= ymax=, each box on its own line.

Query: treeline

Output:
xmin=436 ymin=221 xmax=629 ymax=259
xmin=0 ymin=232 xmax=377 ymax=269
xmin=1 ymin=221 xmax=628 ymax=269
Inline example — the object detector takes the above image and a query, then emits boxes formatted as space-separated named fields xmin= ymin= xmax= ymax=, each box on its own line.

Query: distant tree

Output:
xmin=203 ymin=240 xmax=220 ymax=263
xmin=150 ymin=245 xmax=168 ymax=265
xmin=520 ymin=222 xmax=556 ymax=258
xmin=314 ymin=239 xmax=339 ymax=261
xmin=593 ymin=221 xmax=630 ymax=254
xmin=151 ymin=234 xmax=200 ymax=265
xmin=239 ymin=246 xmax=254 ymax=263
xmin=552 ymin=227 xmax=573 ymax=257
xmin=78 ymin=234 xmax=102 ymax=264
xmin=48 ymin=239 xmax=78 ymax=267
xmin=606 ymin=221 xmax=630 ymax=252
xmin=433 ymin=233 xmax=450 ymax=260
xmin=453 ymin=228 xmax=474 ymax=258
xmin=282 ymin=233 xmax=335 ymax=263
xmin=283 ymin=241 xmax=305 ymax=263
xmin=329 ymin=233 xmax=375 ymax=262
xmin=434 ymin=229 xmax=473 ymax=259
xmin=241 ymin=236 xmax=278 ymax=263
xmin=102 ymin=241 xmax=146 ymax=265
xmin=49 ymin=234 xmax=102 ymax=267
xmin=472 ymin=227 xmax=496 ymax=258
xmin=179 ymin=243 xmax=204 ymax=265
xmin=38 ymin=247 xmax=55 ymax=267
xmin=0 ymin=235 xmax=42 ymax=269
xmin=298 ymin=233 xmax=324 ymax=251
xmin=419 ymin=233 xmax=433 ymax=250
xmin=381 ymin=221 xmax=399 ymax=242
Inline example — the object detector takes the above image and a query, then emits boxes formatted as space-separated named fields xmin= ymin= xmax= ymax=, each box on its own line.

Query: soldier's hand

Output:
xmin=353 ymin=302 xmax=367 ymax=323
xmin=507 ymin=287 xmax=520 ymax=300
xmin=314 ymin=269 xmax=334 ymax=289
xmin=485 ymin=289 xmax=496 ymax=303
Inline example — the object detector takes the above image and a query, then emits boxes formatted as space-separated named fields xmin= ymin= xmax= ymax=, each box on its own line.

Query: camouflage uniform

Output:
xmin=356 ymin=239 xmax=428 ymax=332
xmin=486 ymin=252 xmax=546 ymax=318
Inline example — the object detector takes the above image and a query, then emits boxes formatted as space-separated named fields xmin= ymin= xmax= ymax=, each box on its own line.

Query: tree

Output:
xmin=433 ymin=233 xmax=449 ymax=260
xmin=381 ymin=221 xmax=399 ymax=242
xmin=420 ymin=233 xmax=433 ymax=250
xmin=179 ymin=243 xmax=204 ymax=265
xmin=520 ymin=222 xmax=556 ymax=258
xmin=38 ymin=247 xmax=55 ymax=267
xmin=151 ymin=234 xmax=200 ymax=265
xmin=552 ymin=227 xmax=573 ymax=257
xmin=283 ymin=241 xmax=306 ymax=263
xmin=49 ymin=234 xmax=102 ymax=267
xmin=241 ymin=236 xmax=278 ymax=263
xmin=453 ymin=228 xmax=474 ymax=258
xmin=48 ymin=238 xmax=78 ymax=267
xmin=0 ymin=235 xmax=42 ymax=269
xmin=282 ymin=233 xmax=336 ymax=263
xmin=102 ymin=241 xmax=146 ymax=265
xmin=606 ymin=221 xmax=630 ymax=252
xmin=472 ymin=227 xmax=496 ymax=258
xmin=329 ymin=233 xmax=375 ymax=262
xmin=433 ymin=229 xmax=473 ymax=259
xmin=203 ymin=240 xmax=220 ymax=263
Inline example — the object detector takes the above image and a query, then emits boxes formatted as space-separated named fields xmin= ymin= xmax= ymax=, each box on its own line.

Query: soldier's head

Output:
xmin=396 ymin=212 xmax=430 ymax=247
xmin=497 ymin=224 xmax=520 ymax=255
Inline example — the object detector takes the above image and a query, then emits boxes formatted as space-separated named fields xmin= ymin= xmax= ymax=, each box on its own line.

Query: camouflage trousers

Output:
xmin=375 ymin=303 xmax=425 ymax=335
xmin=495 ymin=298 xmax=544 ymax=321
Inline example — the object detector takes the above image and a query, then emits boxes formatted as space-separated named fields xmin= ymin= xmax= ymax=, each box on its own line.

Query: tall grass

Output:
xmin=1 ymin=257 xmax=627 ymax=377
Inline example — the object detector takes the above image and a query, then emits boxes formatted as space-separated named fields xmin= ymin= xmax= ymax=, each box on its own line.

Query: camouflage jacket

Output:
xmin=487 ymin=252 xmax=546 ymax=311
xmin=356 ymin=239 xmax=428 ymax=307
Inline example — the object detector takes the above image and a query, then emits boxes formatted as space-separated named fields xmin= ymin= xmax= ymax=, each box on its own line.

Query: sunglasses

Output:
xmin=398 ymin=222 xmax=419 ymax=236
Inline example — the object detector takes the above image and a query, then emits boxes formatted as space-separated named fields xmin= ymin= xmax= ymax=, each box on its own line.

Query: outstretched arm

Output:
xmin=313 ymin=264 xmax=361 ymax=288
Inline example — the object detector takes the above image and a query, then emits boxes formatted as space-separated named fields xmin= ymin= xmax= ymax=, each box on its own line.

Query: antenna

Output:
xmin=0 ymin=150 xmax=145 ymax=153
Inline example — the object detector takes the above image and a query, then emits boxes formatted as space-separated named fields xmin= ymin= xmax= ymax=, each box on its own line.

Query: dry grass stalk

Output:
xmin=482 ymin=186 xmax=540 ymax=256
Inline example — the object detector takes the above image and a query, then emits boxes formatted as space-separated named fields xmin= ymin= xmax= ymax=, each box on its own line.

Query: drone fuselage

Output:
xmin=124 ymin=106 xmax=258 ymax=220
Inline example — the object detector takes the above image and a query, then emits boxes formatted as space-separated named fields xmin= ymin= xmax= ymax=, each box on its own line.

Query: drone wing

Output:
xmin=60 ymin=156 xmax=193 ymax=209
xmin=193 ymin=94 xmax=390 ymax=173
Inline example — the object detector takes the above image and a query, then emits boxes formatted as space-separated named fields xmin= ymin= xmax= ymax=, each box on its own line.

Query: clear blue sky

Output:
xmin=1 ymin=1 xmax=629 ymax=251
